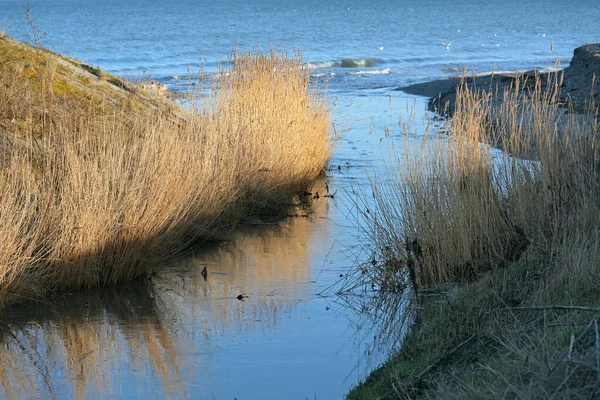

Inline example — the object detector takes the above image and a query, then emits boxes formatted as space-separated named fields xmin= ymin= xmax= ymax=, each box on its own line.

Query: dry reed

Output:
xmin=0 ymin=38 xmax=330 ymax=307
xmin=356 ymin=71 xmax=599 ymax=290
xmin=348 ymin=70 xmax=600 ymax=398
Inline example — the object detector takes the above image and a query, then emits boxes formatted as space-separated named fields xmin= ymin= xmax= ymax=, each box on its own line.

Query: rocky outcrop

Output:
xmin=562 ymin=44 xmax=600 ymax=113
xmin=397 ymin=44 xmax=600 ymax=116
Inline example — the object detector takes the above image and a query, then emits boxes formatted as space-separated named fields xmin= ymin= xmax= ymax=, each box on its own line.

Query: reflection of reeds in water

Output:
xmin=0 ymin=199 xmax=327 ymax=398
xmin=336 ymin=289 xmax=413 ymax=355
xmin=152 ymin=200 xmax=328 ymax=335
xmin=0 ymin=283 xmax=195 ymax=399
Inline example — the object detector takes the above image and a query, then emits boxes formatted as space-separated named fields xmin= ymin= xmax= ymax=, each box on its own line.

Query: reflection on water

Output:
xmin=0 ymin=200 xmax=377 ymax=399
xmin=0 ymin=203 xmax=322 ymax=398
xmin=0 ymin=93 xmax=428 ymax=399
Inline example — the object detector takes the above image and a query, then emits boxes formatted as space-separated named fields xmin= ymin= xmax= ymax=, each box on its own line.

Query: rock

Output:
xmin=396 ymin=44 xmax=600 ymax=117
xmin=562 ymin=44 xmax=600 ymax=113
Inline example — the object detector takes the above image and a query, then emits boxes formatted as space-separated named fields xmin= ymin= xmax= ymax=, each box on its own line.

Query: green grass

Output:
xmin=350 ymin=249 xmax=600 ymax=399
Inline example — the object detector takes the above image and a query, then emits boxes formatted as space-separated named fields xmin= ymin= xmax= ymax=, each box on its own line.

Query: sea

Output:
xmin=0 ymin=0 xmax=598 ymax=399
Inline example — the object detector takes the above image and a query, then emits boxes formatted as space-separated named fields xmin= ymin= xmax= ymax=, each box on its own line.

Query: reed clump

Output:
xmin=349 ymin=72 xmax=600 ymax=398
xmin=0 ymin=37 xmax=330 ymax=307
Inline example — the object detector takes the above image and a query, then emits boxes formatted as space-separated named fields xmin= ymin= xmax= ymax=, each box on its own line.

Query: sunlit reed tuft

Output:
xmin=0 ymin=37 xmax=331 ymax=307
xmin=354 ymin=70 xmax=598 ymax=293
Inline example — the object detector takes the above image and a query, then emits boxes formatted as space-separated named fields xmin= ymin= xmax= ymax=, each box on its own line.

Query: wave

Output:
xmin=306 ymin=60 xmax=338 ymax=69
xmin=538 ymin=66 xmax=564 ymax=73
xmin=441 ymin=66 xmax=463 ymax=73
xmin=341 ymin=58 xmax=383 ymax=68
xmin=306 ymin=57 xmax=384 ymax=69
xmin=311 ymin=72 xmax=337 ymax=78
xmin=471 ymin=68 xmax=563 ymax=78
xmin=351 ymin=68 xmax=390 ymax=75
xmin=473 ymin=69 xmax=527 ymax=77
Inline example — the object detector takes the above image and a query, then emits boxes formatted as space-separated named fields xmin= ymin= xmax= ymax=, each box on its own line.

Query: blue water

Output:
xmin=0 ymin=0 xmax=598 ymax=399
xmin=2 ymin=0 xmax=599 ymax=91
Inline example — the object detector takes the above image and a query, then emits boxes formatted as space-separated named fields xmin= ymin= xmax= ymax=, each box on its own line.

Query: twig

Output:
xmin=500 ymin=305 xmax=600 ymax=312
xmin=566 ymin=360 xmax=600 ymax=373
xmin=568 ymin=333 xmax=575 ymax=360
xmin=416 ymin=334 xmax=476 ymax=379
xmin=595 ymin=319 xmax=600 ymax=384
xmin=391 ymin=383 xmax=402 ymax=398
xmin=567 ymin=333 xmax=575 ymax=376
xmin=511 ymin=321 xmax=597 ymax=335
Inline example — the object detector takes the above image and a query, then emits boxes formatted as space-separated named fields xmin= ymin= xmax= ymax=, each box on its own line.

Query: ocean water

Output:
xmin=0 ymin=1 xmax=599 ymax=399
xmin=2 ymin=0 xmax=599 ymax=93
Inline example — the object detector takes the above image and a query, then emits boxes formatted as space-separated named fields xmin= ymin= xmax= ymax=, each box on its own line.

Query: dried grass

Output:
xmin=348 ymin=71 xmax=600 ymax=399
xmin=0 ymin=40 xmax=330 ymax=307
xmin=356 ymin=71 xmax=599 ymax=290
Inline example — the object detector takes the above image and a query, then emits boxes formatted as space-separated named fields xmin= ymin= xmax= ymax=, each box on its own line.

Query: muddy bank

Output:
xmin=397 ymin=43 xmax=600 ymax=116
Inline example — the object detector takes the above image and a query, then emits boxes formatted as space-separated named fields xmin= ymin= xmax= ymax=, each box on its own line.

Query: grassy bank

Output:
xmin=0 ymin=36 xmax=330 ymax=307
xmin=349 ymin=73 xmax=600 ymax=398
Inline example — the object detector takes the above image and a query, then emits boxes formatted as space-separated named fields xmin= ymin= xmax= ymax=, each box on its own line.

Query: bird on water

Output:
xmin=201 ymin=266 xmax=207 ymax=280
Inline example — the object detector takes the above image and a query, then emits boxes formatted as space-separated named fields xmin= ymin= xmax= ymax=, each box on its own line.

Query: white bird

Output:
xmin=378 ymin=46 xmax=384 ymax=51
xmin=542 ymin=33 xmax=546 ymax=37
xmin=457 ymin=29 xmax=460 ymax=33
xmin=442 ymin=42 xmax=452 ymax=50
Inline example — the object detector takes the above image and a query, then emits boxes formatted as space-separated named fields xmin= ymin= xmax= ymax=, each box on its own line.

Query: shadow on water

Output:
xmin=0 ymin=196 xmax=375 ymax=399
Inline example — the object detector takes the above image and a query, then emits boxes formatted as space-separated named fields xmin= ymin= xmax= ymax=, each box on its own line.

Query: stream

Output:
xmin=0 ymin=91 xmax=431 ymax=399
xmin=2 ymin=0 xmax=595 ymax=396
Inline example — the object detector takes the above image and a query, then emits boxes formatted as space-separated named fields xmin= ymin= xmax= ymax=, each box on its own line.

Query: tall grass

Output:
xmin=357 ymin=71 xmax=599 ymax=291
xmin=349 ymin=72 xmax=600 ymax=398
xmin=0 ymin=39 xmax=330 ymax=307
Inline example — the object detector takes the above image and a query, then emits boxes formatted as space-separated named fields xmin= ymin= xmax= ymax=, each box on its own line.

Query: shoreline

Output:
xmin=348 ymin=44 xmax=600 ymax=399
xmin=396 ymin=43 xmax=600 ymax=118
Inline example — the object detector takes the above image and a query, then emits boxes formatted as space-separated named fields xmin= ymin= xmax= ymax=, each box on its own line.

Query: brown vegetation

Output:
xmin=0 ymin=36 xmax=330 ymax=307
xmin=349 ymin=72 xmax=600 ymax=398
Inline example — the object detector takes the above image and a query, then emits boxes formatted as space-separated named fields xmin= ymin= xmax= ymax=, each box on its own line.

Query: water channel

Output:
xmin=3 ymin=0 xmax=596 ymax=396
xmin=0 ymin=91 xmax=431 ymax=399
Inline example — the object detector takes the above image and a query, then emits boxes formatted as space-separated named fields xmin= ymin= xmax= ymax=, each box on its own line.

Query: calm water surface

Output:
xmin=0 ymin=0 xmax=598 ymax=398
